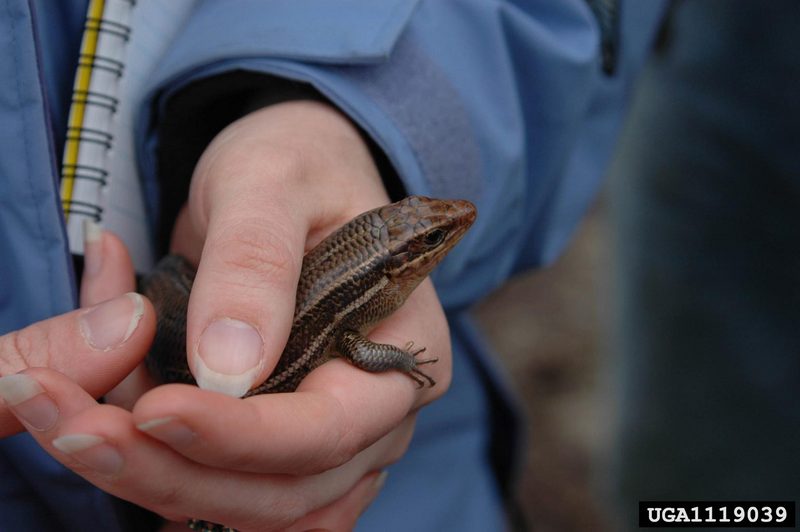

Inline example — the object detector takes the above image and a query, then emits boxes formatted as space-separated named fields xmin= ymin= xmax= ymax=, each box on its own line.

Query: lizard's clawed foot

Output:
xmin=403 ymin=342 xmax=437 ymax=388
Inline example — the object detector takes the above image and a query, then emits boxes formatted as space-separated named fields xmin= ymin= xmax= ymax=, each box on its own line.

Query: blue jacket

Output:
xmin=0 ymin=1 xmax=665 ymax=530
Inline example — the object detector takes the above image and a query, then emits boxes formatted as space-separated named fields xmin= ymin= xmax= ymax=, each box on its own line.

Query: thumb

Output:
xmin=184 ymin=194 xmax=304 ymax=397
xmin=181 ymin=100 xmax=387 ymax=397
xmin=0 ymin=293 xmax=156 ymax=437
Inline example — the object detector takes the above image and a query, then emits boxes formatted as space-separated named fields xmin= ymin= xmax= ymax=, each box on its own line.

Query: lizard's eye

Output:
xmin=423 ymin=229 xmax=446 ymax=247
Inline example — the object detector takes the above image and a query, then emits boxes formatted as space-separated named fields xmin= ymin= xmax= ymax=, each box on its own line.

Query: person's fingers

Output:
xmin=168 ymin=204 xmax=203 ymax=265
xmin=80 ymin=221 xmax=136 ymax=306
xmin=0 ymin=295 xmax=155 ymax=436
xmin=134 ymin=378 xmax=418 ymax=475
xmin=285 ymin=471 xmax=387 ymax=532
xmin=0 ymin=367 xmax=406 ymax=530
xmin=185 ymin=182 xmax=306 ymax=398
xmin=80 ymin=222 xmax=154 ymax=408
xmin=181 ymin=102 xmax=388 ymax=398
xmin=132 ymin=281 xmax=444 ymax=475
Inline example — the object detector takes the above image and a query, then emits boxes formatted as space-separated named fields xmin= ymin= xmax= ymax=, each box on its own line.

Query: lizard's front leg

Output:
xmin=335 ymin=331 xmax=437 ymax=388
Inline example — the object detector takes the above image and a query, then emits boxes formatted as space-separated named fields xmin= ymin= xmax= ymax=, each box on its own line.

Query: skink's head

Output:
xmin=379 ymin=196 xmax=476 ymax=290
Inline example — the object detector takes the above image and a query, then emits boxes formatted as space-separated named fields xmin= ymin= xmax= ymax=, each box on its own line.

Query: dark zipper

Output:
xmin=585 ymin=0 xmax=620 ymax=75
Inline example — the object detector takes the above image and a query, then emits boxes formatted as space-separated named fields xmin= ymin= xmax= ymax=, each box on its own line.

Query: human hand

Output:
xmin=80 ymin=222 xmax=159 ymax=409
xmin=0 ymin=256 xmax=155 ymax=437
xmin=134 ymin=100 xmax=454 ymax=528
xmin=2 ymin=100 xmax=453 ymax=530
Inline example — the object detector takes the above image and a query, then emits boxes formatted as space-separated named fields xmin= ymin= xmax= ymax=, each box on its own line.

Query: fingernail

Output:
xmin=0 ymin=374 xmax=59 ymax=431
xmin=52 ymin=434 xmax=123 ymax=476
xmin=80 ymin=293 xmax=144 ymax=351
xmin=137 ymin=416 xmax=195 ymax=447
xmin=195 ymin=318 xmax=263 ymax=397
xmin=83 ymin=219 xmax=103 ymax=276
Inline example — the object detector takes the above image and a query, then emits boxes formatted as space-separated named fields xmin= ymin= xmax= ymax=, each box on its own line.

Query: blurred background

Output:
xmin=472 ymin=2 xmax=800 ymax=530
xmin=474 ymin=195 xmax=614 ymax=532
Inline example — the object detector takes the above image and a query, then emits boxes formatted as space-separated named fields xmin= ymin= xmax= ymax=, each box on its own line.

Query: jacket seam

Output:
xmin=9 ymin=0 xmax=56 ymax=316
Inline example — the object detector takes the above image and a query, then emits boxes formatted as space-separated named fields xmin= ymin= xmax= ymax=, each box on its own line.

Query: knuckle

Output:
xmin=374 ymin=418 xmax=416 ymax=469
xmin=0 ymin=326 xmax=50 ymax=376
xmin=319 ymin=442 xmax=356 ymax=472
xmin=318 ymin=412 xmax=365 ymax=471
xmin=211 ymin=218 xmax=299 ymax=289
xmin=384 ymin=427 xmax=414 ymax=466
xmin=280 ymin=395 xmax=360 ymax=474
xmin=327 ymin=427 xmax=365 ymax=469
xmin=201 ymin=141 xmax=308 ymax=206
xmin=7 ymin=331 xmax=32 ymax=368
xmin=268 ymin=490 xmax=310 ymax=529
xmin=231 ymin=492 xmax=303 ymax=532
xmin=145 ymin=482 xmax=184 ymax=515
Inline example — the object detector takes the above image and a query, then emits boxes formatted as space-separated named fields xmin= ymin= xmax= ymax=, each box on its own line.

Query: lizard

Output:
xmin=138 ymin=195 xmax=477 ymax=531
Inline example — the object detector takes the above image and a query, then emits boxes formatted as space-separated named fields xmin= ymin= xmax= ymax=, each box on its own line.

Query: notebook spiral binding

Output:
xmin=71 ymin=89 xmax=119 ymax=114
xmin=62 ymin=164 xmax=109 ymax=187
xmin=78 ymin=52 xmax=125 ymax=77
xmin=85 ymin=16 xmax=132 ymax=42
xmin=64 ymin=199 xmax=105 ymax=222
xmin=62 ymin=0 xmax=194 ymax=270
xmin=66 ymin=126 xmax=114 ymax=150
xmin=61 ymin=0 xmax=134 ymax=224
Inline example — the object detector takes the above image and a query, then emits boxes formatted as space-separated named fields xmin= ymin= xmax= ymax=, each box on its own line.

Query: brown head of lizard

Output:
xmin=380 ymin=196 xmax=476 ymax=298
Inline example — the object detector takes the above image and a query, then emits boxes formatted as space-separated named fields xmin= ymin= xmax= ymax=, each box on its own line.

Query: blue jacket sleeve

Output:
xmin=137 ymin=0 xmax=667 ymax=309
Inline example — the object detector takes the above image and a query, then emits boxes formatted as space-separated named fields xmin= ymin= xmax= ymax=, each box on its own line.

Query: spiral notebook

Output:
xmin=59 ymin=0 xmax=195 ymax=272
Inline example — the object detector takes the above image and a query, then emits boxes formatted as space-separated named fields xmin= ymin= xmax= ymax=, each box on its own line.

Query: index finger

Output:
xmin=0 ymin=293 xmax=155 ymax=436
